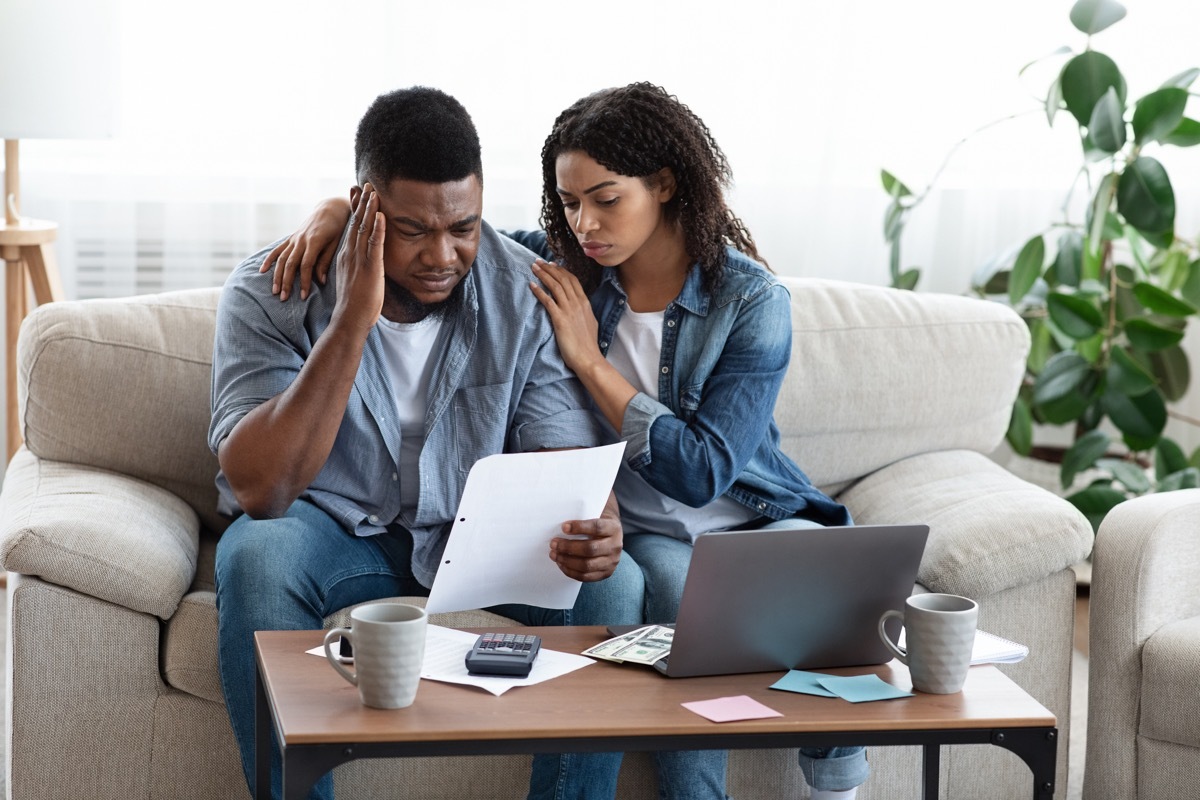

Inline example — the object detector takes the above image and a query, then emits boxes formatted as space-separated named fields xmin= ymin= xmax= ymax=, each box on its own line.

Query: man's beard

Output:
xmin=382 ymin=275 xmax=465 ymax=324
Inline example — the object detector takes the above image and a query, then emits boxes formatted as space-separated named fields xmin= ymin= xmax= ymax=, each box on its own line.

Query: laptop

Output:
xmin=608 ymin=523 xmax=929 ymax=678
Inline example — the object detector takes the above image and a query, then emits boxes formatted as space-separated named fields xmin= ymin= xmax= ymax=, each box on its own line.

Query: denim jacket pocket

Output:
xmin=453 ymin=381 xmax=514 ymax=475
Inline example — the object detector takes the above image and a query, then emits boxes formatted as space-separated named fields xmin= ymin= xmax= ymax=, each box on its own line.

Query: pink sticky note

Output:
xmin=681 ymin=695 xmax=784 ymax=723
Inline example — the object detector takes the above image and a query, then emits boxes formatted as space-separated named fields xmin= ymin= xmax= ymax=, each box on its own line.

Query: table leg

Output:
xmin=990 ymin=727 xmax=1058 ymax=799
xmin=922 ymin=743 xmax=940 ymax=800
xmin=255 ymin=667 xmax=271 ymax=800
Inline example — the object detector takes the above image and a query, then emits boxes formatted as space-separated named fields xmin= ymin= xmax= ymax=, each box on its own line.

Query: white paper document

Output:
xmin=306 ymin=625 xmax=595 ymax=696
xmin=424 ymin=443 xmax=625 ymax=614
xmin=898 ymin=628 xmax=1029 ymax=665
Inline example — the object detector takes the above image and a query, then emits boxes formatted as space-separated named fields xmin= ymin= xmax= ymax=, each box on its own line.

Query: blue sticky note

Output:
xmin=816 ymin=674 xmax=913 ymax=703
xmin=769 ymin=670 xmax=838 ymax=697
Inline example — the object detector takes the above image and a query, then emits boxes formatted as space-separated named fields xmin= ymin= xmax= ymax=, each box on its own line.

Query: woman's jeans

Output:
xmin=528 ymin=517 xmax=869 ymax=800
xmin=215 ymin=500 xmax=645 ymax=800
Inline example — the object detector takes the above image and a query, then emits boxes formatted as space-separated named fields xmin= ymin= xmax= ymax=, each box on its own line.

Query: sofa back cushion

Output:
xmin=18 ymin=288 xmax=226 ymax=534
xmin=776 ymin=277 xmax=1029 ymax=492
xmin=17 ymin=278 xmax=1028 ymax=531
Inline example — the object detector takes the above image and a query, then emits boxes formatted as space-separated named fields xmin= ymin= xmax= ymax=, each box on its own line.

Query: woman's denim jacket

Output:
xmin=508 ymin=232 xmax=850 ymax=525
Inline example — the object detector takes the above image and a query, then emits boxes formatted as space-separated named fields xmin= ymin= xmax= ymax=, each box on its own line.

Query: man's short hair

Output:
xmin=354 ymin=86 xmax=483 ymax=187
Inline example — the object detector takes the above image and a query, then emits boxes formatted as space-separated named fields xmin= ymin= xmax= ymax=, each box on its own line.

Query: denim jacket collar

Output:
xmin=598 ymin=264 xmax=711 ymax=317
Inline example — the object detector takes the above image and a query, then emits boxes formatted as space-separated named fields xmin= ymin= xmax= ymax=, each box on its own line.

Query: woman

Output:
xmin=267 ymin=82 xmax=864 ymax=800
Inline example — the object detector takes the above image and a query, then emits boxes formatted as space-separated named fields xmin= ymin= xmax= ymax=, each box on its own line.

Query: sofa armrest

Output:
xmin=0 ymin=448 xmax=200 ymax=620
xmin=836 ymin=450 xmax=1093 ymax=598
xmin=1084 ymin=489 xmax=1200 ymax=799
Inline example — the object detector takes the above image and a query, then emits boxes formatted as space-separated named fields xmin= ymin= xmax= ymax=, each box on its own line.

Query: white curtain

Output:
xmin=9 ymin=0 xmax=1200 ymax=448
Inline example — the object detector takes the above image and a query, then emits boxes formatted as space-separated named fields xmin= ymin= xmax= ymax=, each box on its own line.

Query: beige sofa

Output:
xmin=1084 ymin=489 xmax=1200 ymax=800
xmin=1 ymin=277 xmax=1092 ymax=799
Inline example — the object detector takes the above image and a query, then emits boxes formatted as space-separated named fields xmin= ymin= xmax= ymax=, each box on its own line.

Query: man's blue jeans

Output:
xmin=215 ymin=500 xmax=645 ymax=800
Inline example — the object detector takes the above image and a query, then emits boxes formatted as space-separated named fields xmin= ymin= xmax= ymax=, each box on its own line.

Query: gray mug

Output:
xmin=878 ymin=593 xmax=978 ymax=694
xmin=324 ymin=602 xmax=428 ymax=709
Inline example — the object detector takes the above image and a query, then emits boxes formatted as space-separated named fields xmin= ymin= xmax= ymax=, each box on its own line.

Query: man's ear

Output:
xmin=655 ymin=168 xmax=677 ymax=203
xmin=350 ymin=184 xmax=363 ymax=206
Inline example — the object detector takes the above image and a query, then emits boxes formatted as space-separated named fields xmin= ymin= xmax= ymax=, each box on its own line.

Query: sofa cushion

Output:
xmin=18 ymin=288 xmax=226 ymax=535
xmin=1140 ymin=616 xmax=1200 ymax=748
xmin=837 ymin=450 xmax=1093 ymax=598
xmin=776 ymin=277 xmax=1028 ymax=491
xmin=0 ymin=450 xmax=200 ymax=620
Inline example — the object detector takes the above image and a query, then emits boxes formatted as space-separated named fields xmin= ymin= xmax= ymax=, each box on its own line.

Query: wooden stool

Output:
xmin=1 ymin=218 xmax=62 ymax=462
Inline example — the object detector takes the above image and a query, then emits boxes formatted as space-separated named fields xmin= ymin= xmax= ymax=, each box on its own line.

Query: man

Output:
xmin=209 ymin=86 xmax=643 ymax=800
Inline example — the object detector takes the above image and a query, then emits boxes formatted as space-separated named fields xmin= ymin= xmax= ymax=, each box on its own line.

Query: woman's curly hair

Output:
xmin=539 ymin=82 xmax=766 ymax=294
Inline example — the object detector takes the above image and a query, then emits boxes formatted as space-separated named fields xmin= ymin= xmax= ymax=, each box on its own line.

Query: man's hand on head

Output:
xmin=549 ymin=491 xmax=623 ymax=582
xmin=331 ymin=182 xmax=387 ymax=337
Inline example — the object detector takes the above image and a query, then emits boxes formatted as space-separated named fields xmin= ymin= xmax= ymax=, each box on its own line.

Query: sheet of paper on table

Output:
xmin=898 ymin=628 xmax=1029 ymax=665
xmin=306 ymin=625 xmax=595 ymax=696
xmin=425 ymin=443 xmax=625 ymax=614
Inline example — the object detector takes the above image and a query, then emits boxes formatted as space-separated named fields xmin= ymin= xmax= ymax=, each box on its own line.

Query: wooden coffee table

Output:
xmin=255 ymin=626 xmax=1057 ymax=800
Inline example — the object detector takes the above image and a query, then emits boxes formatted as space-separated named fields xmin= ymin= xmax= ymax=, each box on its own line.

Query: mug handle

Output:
xmin=878 ymin=609 xmax=908 ymax=665
xmin=323 ymin=627 xmax=357 ymax=686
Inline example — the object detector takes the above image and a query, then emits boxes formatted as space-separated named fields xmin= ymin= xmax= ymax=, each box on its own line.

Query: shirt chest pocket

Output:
xmin=453 ymin=381 xmax=514 ymax=475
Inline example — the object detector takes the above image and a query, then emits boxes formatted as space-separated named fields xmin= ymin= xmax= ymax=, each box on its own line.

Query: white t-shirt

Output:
xmin=606 ymin=309 xmax=757 ymax=541
xmin=375 ymin=314 xmax=447 ymax=514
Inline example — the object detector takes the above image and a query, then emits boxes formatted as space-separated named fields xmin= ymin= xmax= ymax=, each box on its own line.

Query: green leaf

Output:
xmin=1086 ymin=173 xmax=1119 ymax=262
xmin=1160 ymin=67 xmax=1200 ymax=90
xmin=881 ymin=170 xmax=912 ymax=198
xmin=1052 ymin=231 xmax=1084 ymax=287
xmin=895 ymin=268 xmax=920 ymax=291
xmin=1125 ymin=317 xmax=1185 ymax=351
xmin=1148 ymin=345 xmax=1190 ymax=402
xmin=1155 ymin=437 xmax=1189 ymax=476
xmin=1107 ymin=346 xmax=1156 ymax=395
xmin=1009 ymin=235 xmax=1046 ymax=304
xmin=1102 ymin=388 xmax=1167 ymax=450
xmin=1181 ymin=260 xmax=1200 ymax=308
xmin=1033 ymin=351 xmax=1092 ymax=405
xmin=1131 ymin=282 xmax=1197 ymax=317
xmin=1118 ymin=157 xmax=1175 ymax=236
xmin=1158 ymin=467 xmax=1200 ymax=492
xmin=1132 ymin=88 xmax=1188 ymax=145
xmin=1062 ymin=429 xmax=1111 ymax=488
xmin=1038 ymin=382 xmax=1099 ymax=425
xmin=1047 ymin=292 xmax=1105 ymax=338
xmin=1162 ymin=118 xmax=1200 ymax=148
xmin=1162 ymin=250 xmax=1189 ymax=293
xmin=1088 ymin=87 xmax=1127 ymax=152
xmin=1007 ymin=397 xmax=1033 ymax=456
xmin=1027 ymin=318 xmax=1053 ymax=373
xmin=1097 ymin=457 xmax=1151 ymax=492
xmin=1066 ymin=484 xmax=1128 ymax=532
xmin=1046 ymin=66 xmax=1066 ymax=126
xmin=1062 ymin=51 xmax=1127 ymax=127
xmin=1069 ymin=0 xmax=1127 ymax=34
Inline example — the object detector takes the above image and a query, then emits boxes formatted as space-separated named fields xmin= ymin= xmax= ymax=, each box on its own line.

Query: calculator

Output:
xmin=464 ymin=632 xmax=542 ymax=677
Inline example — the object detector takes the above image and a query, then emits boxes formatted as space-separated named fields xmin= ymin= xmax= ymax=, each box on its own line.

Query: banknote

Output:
xmin=610 ymin=625 xmax=674 ymax=665
xmin=582 ymin=627 xmax=652 ymax=662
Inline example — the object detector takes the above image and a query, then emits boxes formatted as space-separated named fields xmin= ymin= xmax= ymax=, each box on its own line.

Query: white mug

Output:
xmin=878 ymin=593 xmax=978 ymax=694
xmin=324 ymin=602 xmax=428 ymax=709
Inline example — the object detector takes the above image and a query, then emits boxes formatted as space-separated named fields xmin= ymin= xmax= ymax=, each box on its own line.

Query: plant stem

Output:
xmin=908 ymin=109 xmax=1045 ymax=211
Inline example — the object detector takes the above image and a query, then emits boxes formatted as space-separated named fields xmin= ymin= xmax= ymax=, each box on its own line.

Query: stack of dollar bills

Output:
xmin=583 ymin=625 xmax=674 ymax=665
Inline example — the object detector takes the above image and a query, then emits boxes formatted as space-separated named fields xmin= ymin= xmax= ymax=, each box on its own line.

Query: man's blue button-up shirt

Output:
xmin=209 ymin=222 xmax=604 ymax=587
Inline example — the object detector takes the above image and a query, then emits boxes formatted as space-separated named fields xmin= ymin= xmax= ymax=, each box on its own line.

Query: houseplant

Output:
xmin=882 ymin=0 xmax=1200 ymax=530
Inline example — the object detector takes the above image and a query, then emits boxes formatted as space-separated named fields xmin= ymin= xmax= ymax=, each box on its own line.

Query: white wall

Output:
xmin=7 ymin=0 xmax=1200 ymax=454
